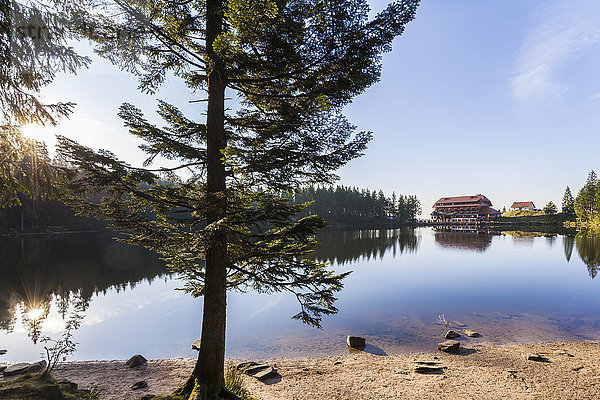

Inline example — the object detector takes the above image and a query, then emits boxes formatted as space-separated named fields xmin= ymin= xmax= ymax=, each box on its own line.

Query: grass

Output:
xmin=0 ymin=366 xmax=259 ymax=400
xmin=494 ymin=212 xmax=575 ymax=227
xmin=501 ymin=210 xmax=545 ymax=218
xmin=224 ymin=365 xmax=259 ymax=400
xmin=151 ymin=365 xmax=259 ymax=400
xmin=0 ymin=373 xmax=98 ymax=400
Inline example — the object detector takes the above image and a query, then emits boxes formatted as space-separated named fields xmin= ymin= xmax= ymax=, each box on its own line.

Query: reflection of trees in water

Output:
xmin=0 ymin=232 xmax=168 ymax=341
xmin=563 ymin=236 xmax=575 ymax=262
xmin=433 ymin=228 xmax=496 ymax=252
xmin=504 ymin=231 xmax=560 ymax=248
xmin=312 ymin=228 xmax=420 ymax=265
xmin=575 ymin=233 xmax=600 ymax=279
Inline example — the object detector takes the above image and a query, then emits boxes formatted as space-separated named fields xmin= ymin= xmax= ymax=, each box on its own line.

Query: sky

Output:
xmin=22 ymin=0 xmax=600 ymax=217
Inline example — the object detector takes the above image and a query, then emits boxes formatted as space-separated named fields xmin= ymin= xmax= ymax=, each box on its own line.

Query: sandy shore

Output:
xmin=3 ymin=341 xmax=598 ymax=399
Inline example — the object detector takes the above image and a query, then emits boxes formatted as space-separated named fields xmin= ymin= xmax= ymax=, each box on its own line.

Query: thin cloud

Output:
xmin=511 ymin=0 xmax=600 ymax=106
xmin=590 ymin=91 xmax=600 ymax=102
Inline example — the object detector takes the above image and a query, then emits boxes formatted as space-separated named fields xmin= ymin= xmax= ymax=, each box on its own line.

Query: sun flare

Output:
xmin=25 ymin=308 xmax=45 ymax=321
xmin=21 ymin=124 xmax=54 ymax=141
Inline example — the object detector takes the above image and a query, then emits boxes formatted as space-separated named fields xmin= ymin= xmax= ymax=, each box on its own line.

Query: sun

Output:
xmin=21 ymin=124 xmax=57 ymax=144
xmin=25 ymin=307 xmax=45 ymax=321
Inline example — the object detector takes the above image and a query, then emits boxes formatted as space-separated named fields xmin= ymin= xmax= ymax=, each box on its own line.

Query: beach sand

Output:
xmin=28 ymin=341 xmax=599 ymax=399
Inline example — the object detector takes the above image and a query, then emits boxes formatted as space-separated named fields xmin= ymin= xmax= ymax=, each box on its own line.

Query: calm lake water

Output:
xmin=1 ymin=227 xmax=599 ymax=362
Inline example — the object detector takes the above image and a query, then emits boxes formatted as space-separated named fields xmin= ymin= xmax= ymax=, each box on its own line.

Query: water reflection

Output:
xmin=313 ymin=228 xmax=420 ymax=264
xmin=563 ymin=236 xmax=575 ymax=262
xmin=575 ymin=233 xmax=600 ymax=279
xmin=0 ymin=233 xmax=168 ymax=342
xmin=2 ymin=227 xmax=600 ymax=361
xmin=433 ymin=226 xmax=498 ymax=252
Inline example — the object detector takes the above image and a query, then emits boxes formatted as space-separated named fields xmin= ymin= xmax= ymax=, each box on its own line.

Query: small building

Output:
xmin=431 ymin=194 xmax=500 ymax=223
xmin=510 ymin=201 xmax=536 ymax=211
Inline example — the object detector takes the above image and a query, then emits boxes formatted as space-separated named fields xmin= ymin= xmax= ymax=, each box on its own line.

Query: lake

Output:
xmin=1 ymin=227 xmax=599 ymax=362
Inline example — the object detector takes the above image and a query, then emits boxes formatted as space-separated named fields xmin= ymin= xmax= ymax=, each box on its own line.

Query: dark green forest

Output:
xmin=1 ymin=186 xmax=421 ymax=232
xmin=0 ymin=195 xmax=104 ymax=233
xmin=293 ymin=186 xmax=421 ymax=226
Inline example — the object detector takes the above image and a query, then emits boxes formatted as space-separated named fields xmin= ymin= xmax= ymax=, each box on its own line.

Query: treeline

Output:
xmin=293 ymin=186 xmax=421 ymax=226
xmin=573 ymin=171 xmax=600 ymax=226
xmin=1 ymin=184 xmax=422 ymax=232
xmin=0 ymin=195 xmax=104 ymax=233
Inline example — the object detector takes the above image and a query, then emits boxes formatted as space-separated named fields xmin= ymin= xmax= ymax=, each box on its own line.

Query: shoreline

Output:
xmin=3 ymin=340 xmax=597 ymax=399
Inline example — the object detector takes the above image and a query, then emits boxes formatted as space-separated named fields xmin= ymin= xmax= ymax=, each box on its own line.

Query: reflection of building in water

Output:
xmin=431 ymin=194 xmax=500 ymax=223
xmin=433 ymin=227 xmax=497 ymax=252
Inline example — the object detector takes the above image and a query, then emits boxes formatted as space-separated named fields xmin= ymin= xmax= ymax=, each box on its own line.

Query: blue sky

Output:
xmin=24 ymin=0 xmax=600 ymax=216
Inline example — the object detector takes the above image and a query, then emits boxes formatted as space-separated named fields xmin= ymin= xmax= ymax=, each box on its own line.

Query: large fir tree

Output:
xmin=562 ymin=185 xmax=575 ymax=215
xmin=543 ymin=201 xmax=557 ymax=215
xmin=575 ymin=171 xmax=599 ymax=224
xmin=58 ymin=0 xmax=420 ymax=398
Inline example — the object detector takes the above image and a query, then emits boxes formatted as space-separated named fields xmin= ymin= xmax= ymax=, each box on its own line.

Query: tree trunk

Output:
xmin=187 ymin=0 xmax=228 ymax=397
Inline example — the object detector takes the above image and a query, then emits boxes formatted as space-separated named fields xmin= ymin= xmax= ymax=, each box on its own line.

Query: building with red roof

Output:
xmin=431 ymin=194 xmax=500 ymax=223
xmin=510 ymin=201 xmax=536 ymax=211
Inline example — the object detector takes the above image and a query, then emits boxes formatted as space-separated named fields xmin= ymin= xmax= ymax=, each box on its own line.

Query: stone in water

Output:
xmin=445 ymin=330 xmax=461 ymax=339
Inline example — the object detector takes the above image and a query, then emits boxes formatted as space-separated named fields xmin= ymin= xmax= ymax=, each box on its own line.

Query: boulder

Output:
xmin=523 ymin=353 xmax=549 ymax=362
xmin=237 ymin=362 xmax=281 ymax=383
xmin=346 ymin=336 xmax=366 ymax=350
xmin=131 ymin=380 xmax=148 ymax=390
xmin=413 ymin=360 xmax=446 ymax=374
xmin=437 ymin=340 xmax=460 ymax=353
xmin=192 ymin=340 xmax=202 ymax=351
xmin=414 ymin=365 xmax=446 ymax=374
xmin=3 ymin=360 xmax=47 ymax=376
xmin=0 ymin=349 xmax=6 ymax=355
xmin=126 ymin=354 xmax=147 ymax=368
xmin=414 ymin=361 xmax=439 ymax=366
xmin=3 ymin=363 xmax=30 ymax=376
xmin=463 ymin=329 xmax=480 ymax=337
xmin=445 ymin=330 xmax=461 ymax=339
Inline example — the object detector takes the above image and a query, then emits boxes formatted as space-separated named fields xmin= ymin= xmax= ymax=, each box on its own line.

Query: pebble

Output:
xmin=131 ymin=380 xmax=148 ymax=390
